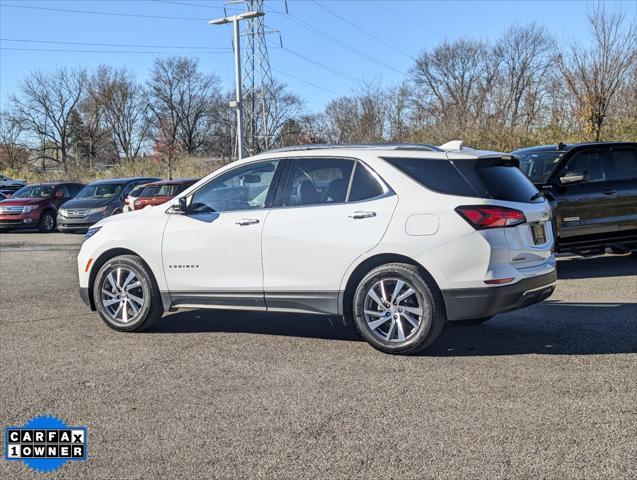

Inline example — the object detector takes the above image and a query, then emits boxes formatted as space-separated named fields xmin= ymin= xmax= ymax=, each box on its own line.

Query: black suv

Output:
xmin=512 ymin=142 xmax=637 ymax=254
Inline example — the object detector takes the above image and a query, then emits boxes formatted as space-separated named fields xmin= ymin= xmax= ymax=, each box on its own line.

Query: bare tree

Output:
xmin=0 ymin=110 xmax=28 ymax=169
xmin=555 ymin=5 xmax=636 ymax=141
xmin=95 ymin=66 xmax=151 ymax=162
xmin=411 ymin=39 xmax=499 ymax=128
xmin=10 ymin=67 xmax=87 ymax=171
xmin=493 ymin=23 xmax=553 ymax=129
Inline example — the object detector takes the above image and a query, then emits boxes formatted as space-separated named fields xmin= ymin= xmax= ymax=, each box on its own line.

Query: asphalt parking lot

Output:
xmin=1 ymin=232 xmax=635 ymax=479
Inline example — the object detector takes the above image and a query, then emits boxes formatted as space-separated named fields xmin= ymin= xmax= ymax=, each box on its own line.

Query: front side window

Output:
xmin=283 ymin=158 xmax=354 ymax=207
xmin=562 ymin=150 xmax=608 ymax=183
xmin=190 ymin=160 xmax=279 ymax=213
xmin=609 ymin=148 xmax=637 ymax=181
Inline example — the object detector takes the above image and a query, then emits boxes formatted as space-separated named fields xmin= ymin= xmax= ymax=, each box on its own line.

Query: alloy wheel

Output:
xmin=363 ymin=278 xmax=423 ymax=343
xmin=100 ymin=267 xmax=145 ymax=325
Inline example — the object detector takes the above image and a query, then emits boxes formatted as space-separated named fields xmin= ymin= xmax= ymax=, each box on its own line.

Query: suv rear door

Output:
xmin=261 ymin=157 xmax=397 ymax=314
xmin=552 ymin=147 xmax=618 ymax=241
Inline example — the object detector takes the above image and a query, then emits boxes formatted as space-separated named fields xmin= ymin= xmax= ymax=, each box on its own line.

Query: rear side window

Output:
xmin=283 ymin=158 xmax=354 ymax=206
xmin=384 ymin=157 xmax=477 ymax=196
xmin=609 ymin=148 xmax=637 ymax=180
xmin=476 ymin=161 xmax=542 ymax=203
xmin=349 ymin=163 xmax=386 ymax=202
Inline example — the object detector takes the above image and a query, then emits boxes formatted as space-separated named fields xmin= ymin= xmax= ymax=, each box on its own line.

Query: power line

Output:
xmin=272 ymin=67 xmax=343 ymax=96
xmin=279 ymin=11 xmax=406 ymax=75
xmin=277 ymin=45 xmax=364 ymax=85
xmin=0 ymin=38 xmax=231 ymax=50
xmin=309 ymin=0 xmax=414 ymax=60
xmin=0 ymin=3 xmax=210 ymax=21
xmin=0 ymin=47 xmax=232 ymax=54
xmin=147 ymin=0 xmax=242 ymax=11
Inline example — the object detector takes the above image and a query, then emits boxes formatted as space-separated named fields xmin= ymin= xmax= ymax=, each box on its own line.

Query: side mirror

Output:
xmin=172 ymin=196 xmax=191 ymax=214
xmin=560 ymin=171 xmax=586 ymax=184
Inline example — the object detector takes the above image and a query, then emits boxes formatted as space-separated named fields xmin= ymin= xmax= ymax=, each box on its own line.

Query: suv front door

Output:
xmin=261 ymin=157 xmax=398 ymax=314
xmin=554 ymin=148 xmax=618 ymax=241
xmin=162 ymin=160 xmax=281 ymax=309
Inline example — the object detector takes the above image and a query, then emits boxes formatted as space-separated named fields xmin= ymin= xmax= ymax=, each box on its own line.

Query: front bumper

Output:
xmin=0 ymin=215 xmax=40 ymax=229
xmin=442 ymin=270 xmax=557 ymax=321
xmin=57 ymin=213 xmax=106 ymax=231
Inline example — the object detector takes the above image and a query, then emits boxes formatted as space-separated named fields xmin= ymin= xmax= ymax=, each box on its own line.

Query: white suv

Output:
xmin=78 ymin=143 xmax=556 ymax=354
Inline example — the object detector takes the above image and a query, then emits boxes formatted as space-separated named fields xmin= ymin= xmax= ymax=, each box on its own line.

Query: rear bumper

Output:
xmin=442 ymin=270 xmax=557 ymax=321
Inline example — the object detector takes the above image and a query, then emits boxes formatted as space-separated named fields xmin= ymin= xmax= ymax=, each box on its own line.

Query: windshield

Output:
xmin=12 ymin=185 xmax=55 ymax=198
xmin=140 ymin=184 xmax=188 ymax=197
xmin=517 ymin=151 xmax=564 ymax=183
xmin=77 ymin=183 xmax=124 ymax=199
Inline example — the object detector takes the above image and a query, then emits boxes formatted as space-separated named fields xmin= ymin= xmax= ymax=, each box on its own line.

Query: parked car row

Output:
xmin=0 ymin=176 xmax=200 ymax=234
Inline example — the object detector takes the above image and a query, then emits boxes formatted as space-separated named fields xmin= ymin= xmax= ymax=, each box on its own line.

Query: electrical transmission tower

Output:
xmin=235 ymin=0 xmax=277 ymax=155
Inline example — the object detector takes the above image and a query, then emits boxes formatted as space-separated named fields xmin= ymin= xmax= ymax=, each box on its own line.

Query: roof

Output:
xmin=269 ymin=143 xmax=442 ymax=153
xmin=512 ymin=141 xmax=637 ymax=155
xmin=143 ymin=177 xmax=200 ymax=186
xmin=88 ymin=176 xmax=159 ymax=185
xmin=257 ymin=143 xmax=510 ymax=161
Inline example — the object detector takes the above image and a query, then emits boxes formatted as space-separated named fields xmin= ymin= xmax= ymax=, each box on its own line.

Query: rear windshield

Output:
xmin=385 ymin=157 xmax=542 ymax=203
xmin=475 ymin=160 xmax=542 ymax=203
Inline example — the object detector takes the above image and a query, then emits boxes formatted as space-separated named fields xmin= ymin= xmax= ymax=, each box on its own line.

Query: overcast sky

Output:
xmin=1 ymin=0 xmax=635 ymax=112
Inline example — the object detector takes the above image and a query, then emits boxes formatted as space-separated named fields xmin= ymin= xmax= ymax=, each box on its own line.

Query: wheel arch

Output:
xmin=340 ymin=253 xmax=446 ymax=318
xmin=87 ymin=247 xmax=145 ymax=310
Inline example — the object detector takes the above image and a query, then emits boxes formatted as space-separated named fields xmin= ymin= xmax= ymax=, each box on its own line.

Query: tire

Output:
xmin=353 ymin=263 xmax=445 ymax=355
xmin=93 ymin=255 xmax=163 ymax=332
xmin=38 ymin=211 xmax=56 ymax=232
xmin=452 ymin=316 xmax=493 ymax=326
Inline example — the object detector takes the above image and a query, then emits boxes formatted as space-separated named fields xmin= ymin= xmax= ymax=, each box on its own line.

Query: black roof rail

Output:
xmin=267 ymin=143 xmax=442 ymax=153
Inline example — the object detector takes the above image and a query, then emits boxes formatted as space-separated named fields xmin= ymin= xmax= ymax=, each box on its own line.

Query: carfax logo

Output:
xmin=4 ymin=415 xmax=88 ymax=474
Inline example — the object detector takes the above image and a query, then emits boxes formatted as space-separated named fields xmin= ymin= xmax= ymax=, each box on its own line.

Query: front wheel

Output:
xmin=93 ymin=255 xmax=163 ymax=332
xmin=353 ymin=263 xmax=445 ymax=355
xmin=38 ymin=211 xmax=56 ymax=232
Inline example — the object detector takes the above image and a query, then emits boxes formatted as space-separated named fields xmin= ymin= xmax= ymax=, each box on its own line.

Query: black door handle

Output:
xmin=602 ymin=189 xmax=617 ymax=195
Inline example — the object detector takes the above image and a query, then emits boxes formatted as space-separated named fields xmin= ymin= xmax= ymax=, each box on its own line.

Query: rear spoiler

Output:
xmin=475 ymin=155 xmax=520 ymax=168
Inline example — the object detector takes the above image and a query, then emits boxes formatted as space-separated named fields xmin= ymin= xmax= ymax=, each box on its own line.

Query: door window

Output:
xmin=56 ymin=185 xmax=70 ymax=198
xmin=283 ymin=158 xmax=354 ymax=206
xmin=562 ymin=150 xmax=608 ymax=183
xmin=190 ymin=160 xmax=279 ymax=213
xmin=609 ymin=148 xmax=637 ymax=181
xmin=349 ymin=163 xmax=386 ymax=202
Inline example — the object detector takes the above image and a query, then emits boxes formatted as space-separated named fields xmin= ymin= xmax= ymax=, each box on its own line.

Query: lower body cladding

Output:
xmin=80 ymin=272 xmax=557 ymax=321
xmin=442 ymin=270 xmax=557 ymax=321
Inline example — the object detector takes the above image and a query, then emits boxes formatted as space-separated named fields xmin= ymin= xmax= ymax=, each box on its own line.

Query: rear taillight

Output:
xmin=455 ymin=205 xmax=526 ymax=229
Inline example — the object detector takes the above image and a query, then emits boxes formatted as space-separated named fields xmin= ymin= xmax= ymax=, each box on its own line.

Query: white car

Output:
xmin=78 ymin=143 xmax=556 ymax=354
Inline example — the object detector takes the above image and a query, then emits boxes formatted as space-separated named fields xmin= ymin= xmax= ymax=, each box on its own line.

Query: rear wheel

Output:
xmin=353 ymin=263 xmax=445 ymax=355
xmin=452 ymin=316 xmax=493 ymax=326
xmin=93 ymin=255 xmax=163 ymax=332
xmin=38 ymin=211 xmax=56 ymax=232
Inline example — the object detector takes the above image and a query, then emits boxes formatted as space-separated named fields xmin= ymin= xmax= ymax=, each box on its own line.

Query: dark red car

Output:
xmin=0 ymin=182 xmax=85 ymax=232
xmin=130 ymin=178 xmax=199 ymax=211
